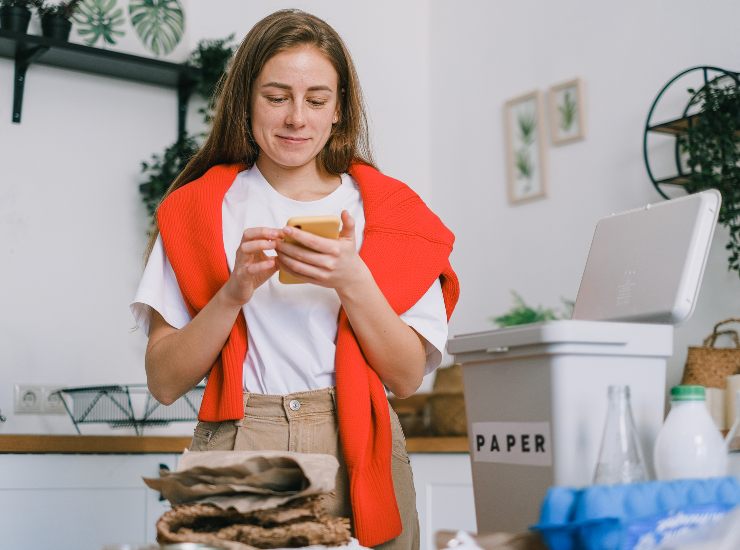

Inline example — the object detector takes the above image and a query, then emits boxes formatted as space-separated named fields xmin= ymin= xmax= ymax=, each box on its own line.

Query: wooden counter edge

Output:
xmin=0 ymin=434 xmax=470 ymax=454
xmin=405 ymin=436 xmax=469 ymax=453
xmin=0 ymin=435 xmax=192 ymax=454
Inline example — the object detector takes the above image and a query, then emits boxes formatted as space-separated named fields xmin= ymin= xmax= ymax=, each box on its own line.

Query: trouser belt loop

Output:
xmin=242 ymin=391 xmax=250 ymax=415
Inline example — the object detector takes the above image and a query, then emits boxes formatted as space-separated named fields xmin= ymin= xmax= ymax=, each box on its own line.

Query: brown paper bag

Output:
xmin=144 ymin=450 xmax=339 ymax=513
xmin=145 ymin=450 xmax=357 ymax=549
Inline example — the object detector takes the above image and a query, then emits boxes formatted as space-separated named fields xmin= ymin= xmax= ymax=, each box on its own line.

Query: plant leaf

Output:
xmin=128 ymin=0 xmax=184 ymax=56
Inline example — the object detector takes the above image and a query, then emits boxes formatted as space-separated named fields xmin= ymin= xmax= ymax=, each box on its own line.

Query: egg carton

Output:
xmin=532 ymin=477 xmax=740 ymax=550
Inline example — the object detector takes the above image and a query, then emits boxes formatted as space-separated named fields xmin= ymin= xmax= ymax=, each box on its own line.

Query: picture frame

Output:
xmin=503 ymin=90 xmax=547 ymax=204
xmin=548 ymin=78 xmax=585 ymax=145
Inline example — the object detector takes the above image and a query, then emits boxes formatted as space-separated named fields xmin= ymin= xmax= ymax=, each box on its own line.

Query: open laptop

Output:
xmin=571 ymin=189 xmax=721 ymax=325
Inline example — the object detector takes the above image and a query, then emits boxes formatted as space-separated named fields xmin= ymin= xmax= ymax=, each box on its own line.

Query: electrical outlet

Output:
xmin=14 ymin=384 xmax=42 ymax=414
xmin=42 ymin=387 xmax=67 ymax=415
xmin=14 ymin=385 xmax=68 ymax=415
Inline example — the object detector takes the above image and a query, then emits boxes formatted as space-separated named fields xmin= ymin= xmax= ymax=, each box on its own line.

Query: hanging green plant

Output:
xmin=74 ymin=0 xmax=125 ymax=47
xmin=188 ymin=33 xmax=236 ymax=123
xmin=138 ymin=35 xmax=236 ymax=227
xmin=678 ymin=79 xmax=740 ymax=278
xmin=128 ymin=0 xmax=184 ymax=57
xmin=139 ymin=134 xmax=198 ymax=221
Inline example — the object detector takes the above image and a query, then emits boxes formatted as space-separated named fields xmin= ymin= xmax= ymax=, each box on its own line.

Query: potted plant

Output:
xmin=37 ymin=0 xmax=81 ymax=41
xmin=679 ymin=77 xmax=740 ymax=278
xmin=0 ymin=0 xmax=39 ymax=34
xmin=490 ymin=291 xmax=573 ymax=327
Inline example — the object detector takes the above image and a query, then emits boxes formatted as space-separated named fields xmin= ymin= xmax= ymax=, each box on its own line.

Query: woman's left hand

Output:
xmin=275 ymin=210 xmax=370 ymax=291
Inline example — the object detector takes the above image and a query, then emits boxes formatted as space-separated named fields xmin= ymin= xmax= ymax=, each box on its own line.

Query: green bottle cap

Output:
xmin=670 ymin=385 xmax=706 ymax=401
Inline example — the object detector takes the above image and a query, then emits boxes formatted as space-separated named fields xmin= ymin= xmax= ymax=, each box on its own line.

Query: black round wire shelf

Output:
xmin=643 ymin=65 xmax=739 ymax=200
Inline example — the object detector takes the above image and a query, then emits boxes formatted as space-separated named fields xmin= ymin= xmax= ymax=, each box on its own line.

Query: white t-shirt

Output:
xmin=130 ymin=166 xmax=449 ymax=394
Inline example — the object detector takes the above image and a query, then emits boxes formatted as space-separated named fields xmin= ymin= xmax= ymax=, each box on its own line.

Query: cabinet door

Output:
xmin=411 ymin=453 xmax=477 ymax=550
xmin=0 ymin=454 xmax=175 ymax=550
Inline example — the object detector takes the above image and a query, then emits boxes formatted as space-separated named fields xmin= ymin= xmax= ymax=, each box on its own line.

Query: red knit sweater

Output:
xmin=157 ymin=163 xmax=459 ymax=547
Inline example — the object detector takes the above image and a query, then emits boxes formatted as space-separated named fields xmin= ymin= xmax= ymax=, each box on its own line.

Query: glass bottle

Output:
xmin=654 ymin=385 xmax=727 ymax=480
xmin=727 ymin=391 xmax=740 ymax=480
xmin=593 ymin=385 xmax=649 ymax=484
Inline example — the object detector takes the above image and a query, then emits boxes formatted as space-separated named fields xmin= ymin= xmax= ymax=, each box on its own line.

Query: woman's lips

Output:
xmin=277 ymin=135 xmax=309 ymax=144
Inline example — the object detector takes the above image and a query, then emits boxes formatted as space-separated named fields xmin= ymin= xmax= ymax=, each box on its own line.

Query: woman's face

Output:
xmin=250 ymin=44 xmax=340 ymax=175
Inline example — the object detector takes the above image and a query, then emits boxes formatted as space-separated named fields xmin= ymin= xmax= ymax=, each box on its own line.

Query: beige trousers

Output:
xmin=189 ymin=387 xmax=420 ymax=550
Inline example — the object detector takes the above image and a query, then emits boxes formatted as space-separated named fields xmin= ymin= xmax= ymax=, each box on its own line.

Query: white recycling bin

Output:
xmin=447 ymin=319 xmax=673 ymax=534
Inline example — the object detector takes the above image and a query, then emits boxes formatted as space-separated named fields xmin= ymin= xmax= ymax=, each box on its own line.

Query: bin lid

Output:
xmin=572 ymin=189 xmax=720 ymax=325
xmin=448 ymin=319 xmax=673 ymax=359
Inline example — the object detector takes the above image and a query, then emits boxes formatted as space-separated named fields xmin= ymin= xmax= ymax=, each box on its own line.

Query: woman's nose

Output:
xmin=285 ymin=102 xmax=305 ymax=127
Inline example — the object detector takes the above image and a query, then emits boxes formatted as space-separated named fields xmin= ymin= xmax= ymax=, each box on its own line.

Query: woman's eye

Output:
xmin=308 ymin=99 xmax=328 ymax=107
xmin=266 ymin=96 xmax=287 ymax=104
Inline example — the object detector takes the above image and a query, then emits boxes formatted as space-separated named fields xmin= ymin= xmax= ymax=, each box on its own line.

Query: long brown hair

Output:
xmin=144 ymin=9 xmax=374 ymax=261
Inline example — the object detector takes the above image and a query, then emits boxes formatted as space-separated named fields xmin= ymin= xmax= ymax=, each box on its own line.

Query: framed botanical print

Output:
xmin=549 ymin=78 xmax=585 ymax=145
xmin=503 ymin=90 xmax=547 ymax=204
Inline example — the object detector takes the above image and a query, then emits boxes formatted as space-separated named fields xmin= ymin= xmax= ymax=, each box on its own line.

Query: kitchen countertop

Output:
xmin=0 ymin=434 xmax=469 ymax=454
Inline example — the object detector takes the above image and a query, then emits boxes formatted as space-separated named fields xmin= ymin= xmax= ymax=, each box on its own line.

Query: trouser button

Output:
xmin=289 ymin=399 xmax=301 ymax=411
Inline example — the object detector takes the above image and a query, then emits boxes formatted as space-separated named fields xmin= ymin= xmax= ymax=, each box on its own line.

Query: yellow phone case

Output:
xmin=279 ymin=215 xmax=341 ymax=284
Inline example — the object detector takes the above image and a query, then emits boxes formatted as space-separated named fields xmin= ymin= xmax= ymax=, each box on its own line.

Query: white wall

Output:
xmin=429 ymin=0 xmax=740 ymax=389
xmin=0 ymin=0 xmax=432 ymax=434
xmin=0 ymin=62 xmax=179 ymax=434
xmin=1 ymin=1 xmax=738 ymax=434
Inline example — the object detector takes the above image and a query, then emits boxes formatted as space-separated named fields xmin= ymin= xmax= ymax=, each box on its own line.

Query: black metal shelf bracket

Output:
xmin=177 ymin=77 xmax=195 ymax=140
xmin=13 ymin=43 xmax=48 ymax=123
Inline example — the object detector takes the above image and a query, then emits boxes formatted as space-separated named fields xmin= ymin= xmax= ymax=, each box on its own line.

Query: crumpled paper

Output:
xmin=144 ymin=449 xmax=339 ymax=513
xmin=144 ymin=449 xmax=366 ymax=549
xmin=155 ymin=498 xmax=351 ymax=549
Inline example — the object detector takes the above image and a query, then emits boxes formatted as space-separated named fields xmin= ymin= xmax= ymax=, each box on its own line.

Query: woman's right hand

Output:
xmin=220 ymin=227 xmax=281 ymax=306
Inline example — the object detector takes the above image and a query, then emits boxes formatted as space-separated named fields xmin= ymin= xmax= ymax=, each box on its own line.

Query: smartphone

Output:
xmin=278 ymin=215 xmax=341 ymax=284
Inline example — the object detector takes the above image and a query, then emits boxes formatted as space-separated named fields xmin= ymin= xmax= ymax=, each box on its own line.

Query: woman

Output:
xmin=131 ymin=9 xmax=459 ymax=549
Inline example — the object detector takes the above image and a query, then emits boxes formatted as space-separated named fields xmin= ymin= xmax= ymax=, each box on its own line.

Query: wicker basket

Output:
xmin=428 ymin=391 xmax=467 ymax=436
xmin=433 ymin=363 xmax=464 ymax=393
xmin=681 ymin=318 xmax=740 ymax=389
xmin=429 ymin=364 xmax=467 ymax=436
